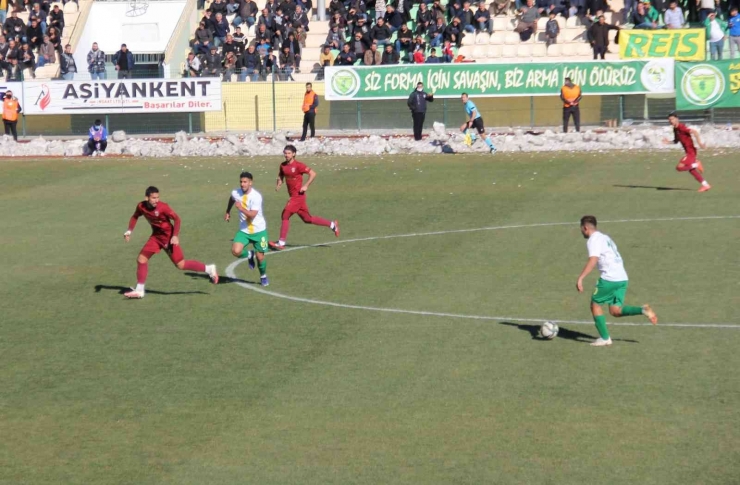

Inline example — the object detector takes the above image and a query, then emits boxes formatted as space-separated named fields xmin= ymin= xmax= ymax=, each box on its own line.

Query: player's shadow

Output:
xmin=184 ymin=272 xmax=264 ymax=286
xmin=94 ymin=284 xmax=208 ymax=296
xmin=499 ymin=321 xmax=639 ymax=344
xmin=613 ymin=184 xmax=692 ymax=191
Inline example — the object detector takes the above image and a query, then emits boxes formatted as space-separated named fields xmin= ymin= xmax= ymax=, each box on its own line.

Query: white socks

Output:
xmin=135 ymin=284 xmax=145 ymax=292
xmin=206 ymin=264 xmax=216 ymax=274
xmin=702 ymin=181 xmax=710 ymax=187
xmin=330 ymin=222 xmax=335 ymax=230
xmin=278 ymin=240 xmax=286 ymax=246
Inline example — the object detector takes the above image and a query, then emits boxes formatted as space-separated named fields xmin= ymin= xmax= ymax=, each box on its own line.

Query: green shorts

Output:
xmin=234 ymin=229 xmax=269 ymax=253
xmin=591 ymin=279 xmax=629 ymax=307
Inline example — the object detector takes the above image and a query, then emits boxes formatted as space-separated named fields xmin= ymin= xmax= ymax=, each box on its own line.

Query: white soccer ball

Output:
xmin=540 ymin=321 xmax=559 ymax=340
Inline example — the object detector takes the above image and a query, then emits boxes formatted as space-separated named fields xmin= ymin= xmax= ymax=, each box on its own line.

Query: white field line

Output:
xmin=225 ymin=216 xmax=740 ymax=329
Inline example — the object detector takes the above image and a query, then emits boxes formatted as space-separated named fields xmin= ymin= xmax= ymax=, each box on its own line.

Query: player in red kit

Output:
xmin=123 ymin=186 xmax=218 ymax=299
xmin=662 ymin=112 xmax=711 ymax=192
xmin=268 ymin=145 xmax=339 ymax=250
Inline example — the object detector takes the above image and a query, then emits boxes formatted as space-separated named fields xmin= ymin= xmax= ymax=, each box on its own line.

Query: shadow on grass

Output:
xmin=184 ymin=272 xmax=265 ymax=286
xmin=613 ymin=184 xmax=692 ymax=191
xmin=94 ymin=284 xmax=208 ymax=296
xmin=499 ymin=321 xmax=640 ymax=344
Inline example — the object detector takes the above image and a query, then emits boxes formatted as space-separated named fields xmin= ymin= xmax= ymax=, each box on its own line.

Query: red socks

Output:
xmin=279 ymin=219 xmax=291 ymax=241
xmin=182 ymin=260 xmax=206 ymax=272
xmin=136 ymin=262 xmax=148 ymax=285
xmin=311 ymin=217 xmax=332 ymax=228
xmin=689 ymin=169 xmax=705 ymax=183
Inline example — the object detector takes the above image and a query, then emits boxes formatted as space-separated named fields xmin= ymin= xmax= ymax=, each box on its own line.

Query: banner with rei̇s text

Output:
xmin=618 ymin=29 xmax=706 ymax=61
xmin=675 ymin=60 xmax=740 ymax=110
xmin=22 ymin=78 xmax=222 ymax=115
xmin=324 ymin=60 xmax=675 ymax=100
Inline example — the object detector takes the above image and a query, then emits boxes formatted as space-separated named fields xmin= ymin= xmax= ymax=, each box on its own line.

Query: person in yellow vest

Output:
xmin=0 ymin=0 xmax=8 ymax=26
xmin=560 ymin=76 xmax=581 ymax=133
xmin=300 ymin=82 xmax=319 ymax=142
xmin=2 ymin=89 xmax=22 ymax=142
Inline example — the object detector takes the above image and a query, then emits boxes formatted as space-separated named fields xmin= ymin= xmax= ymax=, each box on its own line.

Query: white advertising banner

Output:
xmin=22 ymin=78 xmax=222 ymax=115
xmin=0 ymin=82 xmax=23 ymax=98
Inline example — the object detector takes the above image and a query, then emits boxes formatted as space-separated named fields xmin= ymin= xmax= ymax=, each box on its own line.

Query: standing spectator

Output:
xmin=416 ymin=2 xmax=433 ymax=36
xmin=384 ymin=5 xmax=404 ymax=32
xmin=336 ymin=42 xmax=356 ymax=65
xmin=371 ymin=17 xmax=392 ymax=46
xmin=113 ymin=43 xmax=134 ymax=79
xmin=363 ymin=40 xmax=381 ymax=64
xmin=204 ymin=45 xmax=222 ymax=76
xmin=560 ymin=76 xmax=581 ymax=133
xmin=48 ymin=26 xmax=62 ymax=57
xmin=282 ymin=31 xmax=302 ymax=70
xmin=2 ymin=88 xmax=21 ymax=141
xmin=515 ymin=0 xmax=539 ymax=39
xmin=300 ymin=82 xmax=318 ymax=141
xmin=87 ymin=41 xmax=105 ymax=80
xmin=222 ymin=50 xmax=237 ymax=81
xmin=428 ymin=16 xmax=446 ymax=47
xmin=728 ymin=6 xmax=740 ymax=58
xmin=201 ymin=9 xmax=217 ymax=36
xmin=325 ymin=24 xmax=344 ymax=50
xmin=444 ymin=16 xmax=464 ymax=47
xmin=60 ymin=43 xmax=76 ymax=80
xmin=705 ymin=11 xmax=727 ymax=60
xmin=19 ymin=42 xmax=34 ymax=77
xmin=0 ymin=0 xmax=6 ymax=26
xmin=26 ymin=17 xmax=42 ymax=49
xmin=491 ymin=0 xmax=510 ymax=16
xmin=87 ymin=119 xmax=107 ymax=157
xmin=185 ymin=51 xmax=201 ymax=77
xmin=36 ymin=34 xmax=55 ymax=66
xmin=407 ymin=81 xmax=434 ymax=141
xmin=395 ymin=23 xmax=413 ymax=57
xmin=588 ymin=14 xmax=618 ymax=59
xmin=664 ymin=1 xmax=685 ymax=28
xmin=48 ymin=4 xmax=64 ymax=36
xmin=459 ymin=1 xmax=476 ymax=33
xmin=278 ymin=44 xmax=296 ymax=79
xmin=425 ymin=47 xmax=441 ymax=62
xmin=698 ymin=0 xmax=715 ymax=23
xmin=238 ymin=43 xmax=262 ymax=81
xmin=316 ymin=44 xmax=333 ymax=80
xmin=375 ymin=0 xmax=386 ymax=20
xmin=234 ymin=0 xmax=258 ymax=28
xmin=381 ymin=42 xmax=399 ymax=63
xmin=213 ymin=12 xmax=230 ymax=46
xmin=475 ymin=1 xmax=491 ymax=32
xmin=545 ymin=11 xmax=559 ymax=45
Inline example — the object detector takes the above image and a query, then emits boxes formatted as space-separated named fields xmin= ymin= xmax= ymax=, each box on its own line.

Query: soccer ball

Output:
xmin=539 ymin=321 xmax=559 ymax=340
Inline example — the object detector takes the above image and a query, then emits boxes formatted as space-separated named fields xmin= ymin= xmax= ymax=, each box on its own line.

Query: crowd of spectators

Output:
xmin=1 ymin=1 xmax=69 ymax=80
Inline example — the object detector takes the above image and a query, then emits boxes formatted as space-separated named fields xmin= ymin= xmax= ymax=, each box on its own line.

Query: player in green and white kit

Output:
xmin=225 ymin=171 xmax=270 ymax=286
xmin=576 ymin=215 xmax=658 ymax=346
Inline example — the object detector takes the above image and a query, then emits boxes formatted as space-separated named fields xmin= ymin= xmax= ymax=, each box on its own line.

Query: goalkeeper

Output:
xmin=87 ymin=119 xmax=108 ymax=157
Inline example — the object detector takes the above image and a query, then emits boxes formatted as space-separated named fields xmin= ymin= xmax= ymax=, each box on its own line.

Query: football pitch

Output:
xmin=2 ymin=150 xmax=740 ymax=484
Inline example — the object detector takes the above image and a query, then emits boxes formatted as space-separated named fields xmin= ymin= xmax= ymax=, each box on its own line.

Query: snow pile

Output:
xmin=1 ymin=125 xmax=739 ymax=158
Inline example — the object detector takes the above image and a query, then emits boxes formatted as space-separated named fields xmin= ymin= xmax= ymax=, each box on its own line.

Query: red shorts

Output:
xmin=140 ymin=235 xmax=184 ymax=264
xmin=679 ymin=152 xmax=696 ymax=167
xmin=282 ymin=196 xmax=311 ymax=221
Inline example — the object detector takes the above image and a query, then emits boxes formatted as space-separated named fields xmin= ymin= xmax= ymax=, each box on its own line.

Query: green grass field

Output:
xmin=2 ymin=150 xmax=740 ymax=485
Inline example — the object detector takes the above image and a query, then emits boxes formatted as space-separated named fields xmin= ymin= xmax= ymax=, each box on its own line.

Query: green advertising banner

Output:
xmin=324 ymin=60 xmax=675 ymax=100
xmin=675 ymin=60 xmax=740 ymax=110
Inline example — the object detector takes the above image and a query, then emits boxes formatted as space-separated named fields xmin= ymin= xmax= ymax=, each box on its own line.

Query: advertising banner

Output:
xmin=22 ymin=78 xmax=222 ymax=115
xmin=618 ymin=29 xmax=706 ymax=61
xmin=0 ymin=81 xmax=22 ymax=98
xmin=675 ymin=60 xmax=740 ymax=110
xmin=324 ymin=60 xmax=675 ymax=100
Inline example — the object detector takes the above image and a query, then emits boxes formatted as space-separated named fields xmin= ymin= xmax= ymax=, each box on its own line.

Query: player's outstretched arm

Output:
xmin=576 ymin=256 xmax=598 ymax=292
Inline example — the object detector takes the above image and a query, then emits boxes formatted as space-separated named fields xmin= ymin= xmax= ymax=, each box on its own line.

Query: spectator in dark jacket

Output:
xmin=336 ymin=43 xmax=356 ymax=65
xmin=258 ymin=7 xmax=276 ymax=31
xmin=28 ymin=3 xmax=46 ymax=35
xmin=26 ymin=18 xmax=43 ymax=49
xmin=282 ymin=31 xmax=302 ymax=70
xmin=238 ymin=44 xmax=262 ymax=81
xmin=395 ymin=23 xmax=413 ymax=55
xmin=425 ymin=48 xmax=441 ymax=63
xmin=291 ymin=4 xmax=309 ymax=31
xmin=213 ymin=12 xmax=230 ymax=46
xmin=329 ymin=0 xmax=346 ymax=16
xmin=371 ymin=17 xmax=392 ymax=45
xmin=446 ymin=0 xmax=463 ymax=21
xmin=20 ymin=42 xmax=35 ymax=78
xmin=329 ymin=11 xmax=347 ymax=36
xmin=326 ymin=24 xmax=344 ymax=49
xmin=222 ymin=34 xmax=238 ymax=56
xmin=235 ymin=0 xmax=258 ymax=28
xmin=201 ymin=10 xmax=217 ymax=36
xmin=428 ymin=16 xmax=445 ymax=47
xmin=416 ymin=2 xmax=433 ymax=36
xmin=381 ymin=43 xmax=399 ymax=64
xmin=545 ymin=11 xmax=560 ymax=45
xmin=204 ymin=45 xmax=222 ymax=77
xmin=474 ymin=1 xmax=491 ymax=33
xmin=278 ymin=45 xmax=296 ymax=80
xmin=458 ymin=2 xmax=476 ymax=32
xmin=209 ymin=0 xmax=228 ymax=16
xmin=280 ymin=0 xmax=296 ymax=17
xmin=384 ymin=5 xmax=404 ymax=32
xmin=265 ymin=0 xmax=279 ymax=14
xmin=253 ymin=23 xmax=272 ymax=48
xmin=233 ymin=26 xmax=247 ymax=53
xmin=48 ymin=4 xmax=64 ymax=37
xmin=588 ymin=14 xmax=618 ymax=58
xmin=444 ymin=17 xmax=463 ymax=47
xmin=351 ymin=30 xmax=368 ymax=55
xmin=112 ymin=43 xmax=135 ymax=79
xmin=60 ymin=43 xmax=77 ymax=80
xmin=194 ymin=21 xmax=213 ymax=54
xmin=407 ymin=82 xmax=434 ymax=141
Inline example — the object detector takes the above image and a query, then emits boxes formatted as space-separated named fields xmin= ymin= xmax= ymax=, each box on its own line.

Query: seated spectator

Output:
xmin=326 ymin=24 xmax=344 ymax=50
xmin=37 ymin=34 xmax=55 ymax=66
xmin=28 ymin=3 xmax=46 ymax=35
xmin=234 ymin=0 xmax=258 ymax=28
xmin=587 ymin=0 xmax=609 ymax=16
xmin=545 ymin=11 xmax=559 ymax=45
xmin=6 ymin=58 xmax=21 ymax=81
xmin=428 ymin=17 xmax=446 ymax=47
xmin=222 ymin=34 xmax=238 ymax=56
xmin=442 ymin=39 xmax=454 ymax=62
xmin=395 ymin=23 xmax=413 ymax=56
xmin=265 ymin=0 xmax=279 ymax=14
xmin=631 ymin=2 xmax=656 ymax=28
xmin=336 ymin=42 xmax=356 ymax=65
xmin=664 ymin=1 xmax=684 ymax=28
xmin=48 ymin=4 xmax=64 ymax=37
xmin=210 ymin=0 xmax=228 ymax=17
xmin=280 ymin=0 xmax=296 ymax=17
xmin=278 ymin=44 xmax=296 ymax=79
xmin=193 ymin=21 xmax=213 ymax=55
xmin=226 ymin=0 xmax=241 ymax=15
xmin=569 ymin=0 xmax=586 ymax=16
xmin=204 ymin=45 xmax=222 ymax=77
xmin=345 ymin=8 xmax=361 ymax=37
xmin=354 ymin=15 xmax=371 ymax=42
xmin=490 ymin=0 xmax=510 ymax=17
xmin=447 ymin=0 xmax=463 ymax=21
xmin=329 ymin=0 xmax=346 ymax=17
xmin=444 ymin=17 xmax=464 ymax=47
xmin=48 ymin=27 xmax=62 ymax=56
xmin=4 ymin=11 xmax=26 ymax=44
xmin=536 ymin=0 xmax=567 ymax=18
xmin=292 ymin=4 xmax=309 ymax=32
xmin=185 ymin=51 xmax=202 ymax=77
xmin=351 ymin=30 xmax=368 ymax=56
xmin=60 ymin=43 xmax=76 ymax=80
xmin=475 ymin=1 xmax=492 ymax=32
xmin=233 ymin=26 xmax=247 ymax=54
xmin=253 ymin=23 xmax=272 ymax=49
xmin=258 ymin=7 xmax=276 ymax=32
xmin=381 ymin=43 xmax=399 ymax=64
xmin=371 ymin=17 xmax=392 ymax=46
xmin=425 ymin=48 xmax=441 ymax=62
xmin=363 ymin=41 xmax=382 ymax=64
xmin=329 ymin=11 xmax=347 ymax=37
xmin=431 ymin=0 xmax=446 ymax=20
xmin=237 ymin=43 xmax=262 ymax=81
xmin=222 ymin=51 xmax=237 ymax=81
xmin=261 ymin=47 xmax=278 ymax=81
xmin=349 ymin=0 xmax=367 ymax=14
xmin=416 ymin=3 xmax=433 ymax=36
xmin=317 ymin=44 xmax=334 ymax=80
xmin=295 ymin=24 xmax=307 ymax=47
xmin=213 ymin=12 xmax=230 ymax=46
xmin=20 ymin=42 xmax=35 ymax=78
xmin=459 ymin=1 xmax=476 ymax=32
xmin=282 ymin=31 xmax=302 ymax=71
xmin=645 ymin=0 xmax=662 ymax=26
xmin=515 ymin=0 xmax=539 ymax=39
xmin=201 ymin=10 xmax=217 ymax=36
xmin=384 ymin=5 xmax=404 ymax=32
xmin=273 ymin=7 xmax=288 ymax=44
xmin=26 ymin=18 xmax=43 ymax=50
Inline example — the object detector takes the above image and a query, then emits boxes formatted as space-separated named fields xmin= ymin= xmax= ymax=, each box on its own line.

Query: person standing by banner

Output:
xmin=2 ymin=89 xmax=21 ymax=142
xmin=560 ymin=76 xmax=581 ymax=133
xmin=407 ymin=81 xmax=434 ymax=141
xmin=300 ymin=82 xmax=318 ymax=142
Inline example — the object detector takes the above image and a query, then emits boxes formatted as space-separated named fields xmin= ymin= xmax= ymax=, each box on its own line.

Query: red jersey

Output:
xmin=127 ymin=201 xmax=181 ymax=238
xmin=674 ymin=123 xmax=696 ymax=154
xmin=279 ymin=160 xmax=311 ymax=198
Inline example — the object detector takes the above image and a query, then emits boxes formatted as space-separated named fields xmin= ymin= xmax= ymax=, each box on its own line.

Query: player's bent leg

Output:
xmin=590 ymin=301 xmax=613 ymax=346
xmin=231 ymin=242 xmax=245 ymax=258
xmin=126 ymin=252 xmax=152 ymax=299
